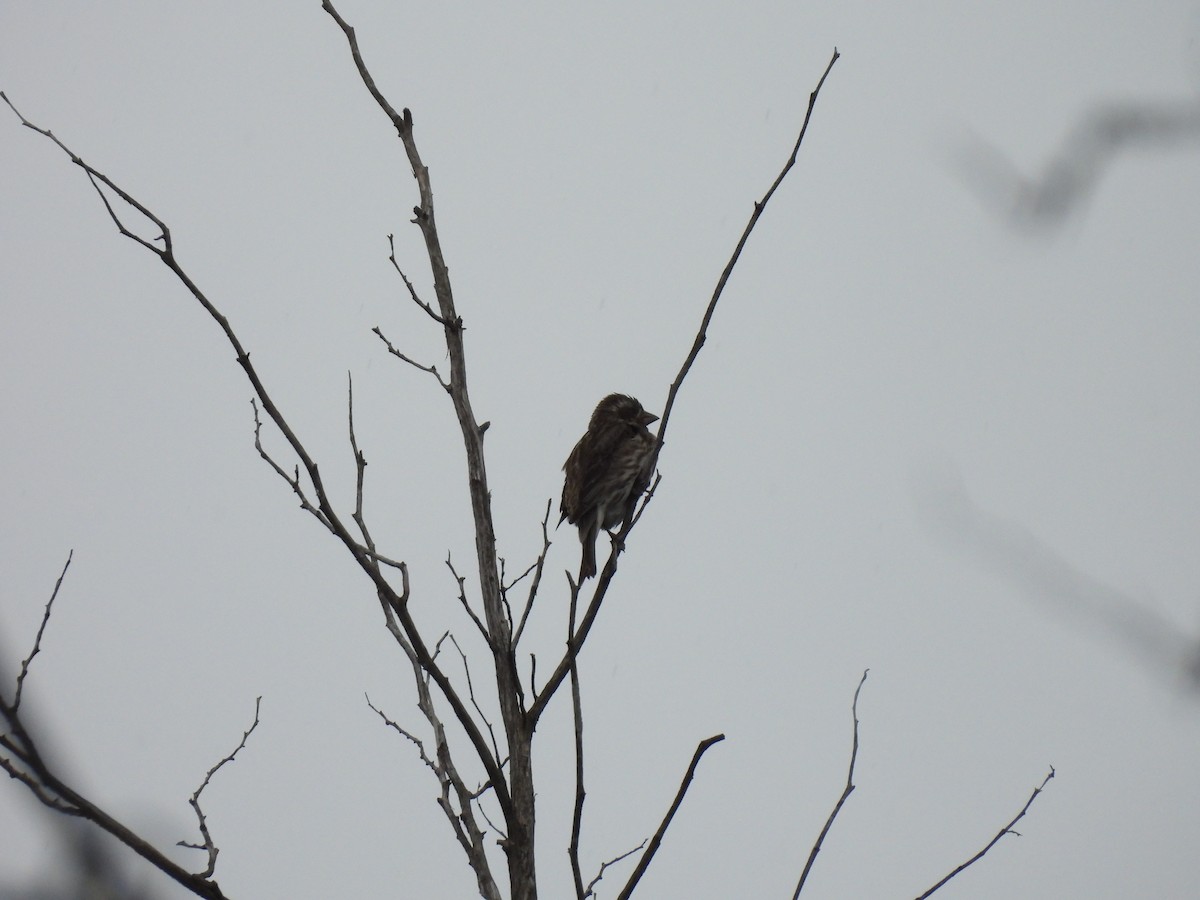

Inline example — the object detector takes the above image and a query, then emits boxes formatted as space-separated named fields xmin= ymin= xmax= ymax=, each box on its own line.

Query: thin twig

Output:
xmin=615 ymin=734 xmax=726 ymax=900
xmin=513 ymin=499 xmax=553 ymax=649
xmin=177 ymin=697 xmax=262 ymax=879
xmin=387 ymin=233 xmax=448 ymax=325
xmin=366 ymin=694 xmax=435 ymax=772
xmin=251 ymin=399 xmax=329 ymax=527
xmin=447 ymin=554 xmax=491 ymax=645
xmin=584 ymin=840 xmax=646 ymax=899
xmin=648 ymin=46 xmax=840 ymax=478
xmin=13 ymin=551 xmax=73 ymax=711
xmin=372 ymin=326 xmax=450 ymax=390
xmin=446 ymin=633 xmax=502 ymax=766
xmin=793 ymin=669 xmax=868 ymax=898
xmin=2 ymin=92 xmax=170 ymax=255
xmin=346 ymin=371 xmax=380 ymax=562
xmin=913 ymin=767 xmax=1056 ymax=899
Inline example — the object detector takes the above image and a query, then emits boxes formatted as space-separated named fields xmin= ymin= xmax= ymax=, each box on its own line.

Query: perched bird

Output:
xmin=560 ymin=394 xmax=659 ymax=580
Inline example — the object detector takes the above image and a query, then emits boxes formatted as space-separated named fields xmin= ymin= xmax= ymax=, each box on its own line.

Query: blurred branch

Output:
xmin=918 ymin=469 xmax=1200 ymax=691
xmin=959 ymin=98 xmax=1200 ymax=227
xmin=0 ymin=561 xmax=233 ymax=900
xmin=793 ymin=669 xmax=868 ymax=898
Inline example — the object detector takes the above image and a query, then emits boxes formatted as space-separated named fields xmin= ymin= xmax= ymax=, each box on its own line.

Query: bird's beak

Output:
xmin=640 ymin=411 xmax=659 ymax=426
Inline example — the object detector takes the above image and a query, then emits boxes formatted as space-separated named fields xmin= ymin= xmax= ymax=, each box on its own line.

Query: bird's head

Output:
xmin=591 ymin=393 xmax=659 ymax=429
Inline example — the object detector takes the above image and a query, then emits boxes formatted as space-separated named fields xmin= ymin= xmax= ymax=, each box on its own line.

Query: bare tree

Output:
xmin=2 ymin=7 xmax=1052 ymax=899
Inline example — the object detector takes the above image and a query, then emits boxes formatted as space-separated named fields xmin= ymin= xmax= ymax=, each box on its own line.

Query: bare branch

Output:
xmin=368 ymin=617 xmax=503 ymax=900
xmin=529 ymin=49 xmax=840 ymax=727
xmin=793 ymin=669 xmax=868 ymax=898
xmin=366 ymin=693 xmax=436 ymax=771
xmin=649 ymin=47 xmax=839 ymax=473
xmin=445 ymin=633 xmax=503 ymax=766
xmin=387 ymin=233 xmax=448 ymax=325
xmin=446 ymin=554 xmax=490 ymax=645
xmin=475 ymin=793 xmax=509 ymax=842
xmin=584 ymin=841 xmax=646 ymax=900
xmin=2 ymin=93 xmax=170 ymax=255
xmin=324 ymin=9 xmax=533 ymax=892
xmin=373 ymin=325 xmax=450 ymax=390
xmin=513 ymin=499 xmax=553 ymax=649
xmin=0 ymin=699 xmax=231 ymax=899
xmin=615 ymin=734 xmax=726 ymax=900
xmin=177 ymin=697 xmax=262 ymax=880
xmin=5 ymin=88 xmax=513 ymax=818
xmin=914 ymin=767 xmax=1056 ymax=898
xmin=568 ymin=585 xmax=586 ymax=899
xmin=250 ymin=399 xmax=328 ymax=526
xmin=346 ymin=372 xmax=374 ymax=551
xmin=13 ymin=551 xmax=73 ymax=711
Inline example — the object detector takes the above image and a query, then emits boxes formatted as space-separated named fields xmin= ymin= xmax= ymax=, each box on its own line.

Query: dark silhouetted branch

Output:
xmin=615 ymin=734 xmax=726 ymax=900
xmin=529 ymin=48 xmax=841 ymax=728
xmin=914 ymin=767 xmax=1055 ymax=899
xmin=793 ymin=669 xmax=868 ymax=898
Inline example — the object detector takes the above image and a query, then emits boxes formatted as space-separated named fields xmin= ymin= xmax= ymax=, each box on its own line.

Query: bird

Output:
xmin=560 ymin=393 xmax=659 ymax=580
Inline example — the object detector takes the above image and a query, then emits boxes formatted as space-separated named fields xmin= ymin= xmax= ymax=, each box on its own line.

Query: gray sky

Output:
xmin=3 ymin=2 xmax=1199 ymax=898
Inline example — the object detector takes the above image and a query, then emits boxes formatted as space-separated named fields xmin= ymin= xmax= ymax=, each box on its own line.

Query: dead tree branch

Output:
xmin=177 ymin=698 xmax=263 ymax=879
xmin=615 ymin=734 xmax=726 ymax=900
xmin=388 ymin=232 xmax=448 ymax=325
xmin=584 ymin=841 xmax=646 ymax=899
xmin=568 ymin=585 xmax=586 ymax=899
xmin=2 ymin=88 xmax=511 ymax=825
xmin=12 ymin=550 xmax=72 ymax=712
xmin=366 ymin=686 xmax=502 ymax=900
xmin=321 ymin=4 xmax=536 ymax=895
xmin=793 ymin=669 xmax=868 ymax=898
xmin=914 ymin=767 xmax=1056 ymax=899
xmin=528 ymin=48 xmax=841 ymax=729
xmin=512 ymin=500 xmax=553 ymax=649
xmin=0 ymin=561 xmax=233 ymax=900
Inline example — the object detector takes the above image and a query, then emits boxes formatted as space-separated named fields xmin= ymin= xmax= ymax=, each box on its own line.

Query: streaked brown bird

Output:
xmin=560 ymin=393 xmax=659 ymax=580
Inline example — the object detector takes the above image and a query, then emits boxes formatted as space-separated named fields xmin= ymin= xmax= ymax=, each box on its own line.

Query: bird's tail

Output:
xmin=580 ymin=528 xmax=598 ymax=580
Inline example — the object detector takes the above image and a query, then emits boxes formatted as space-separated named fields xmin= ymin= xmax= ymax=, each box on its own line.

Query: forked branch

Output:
xmin=178 ymin=697 xmax=263 ymax=879
xmin=2 ymin=89 xmax=512 ymax=820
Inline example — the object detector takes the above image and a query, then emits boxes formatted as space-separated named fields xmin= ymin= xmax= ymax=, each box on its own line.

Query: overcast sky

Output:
xmin=3 ymin=2 xmax=1199 ymax=898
